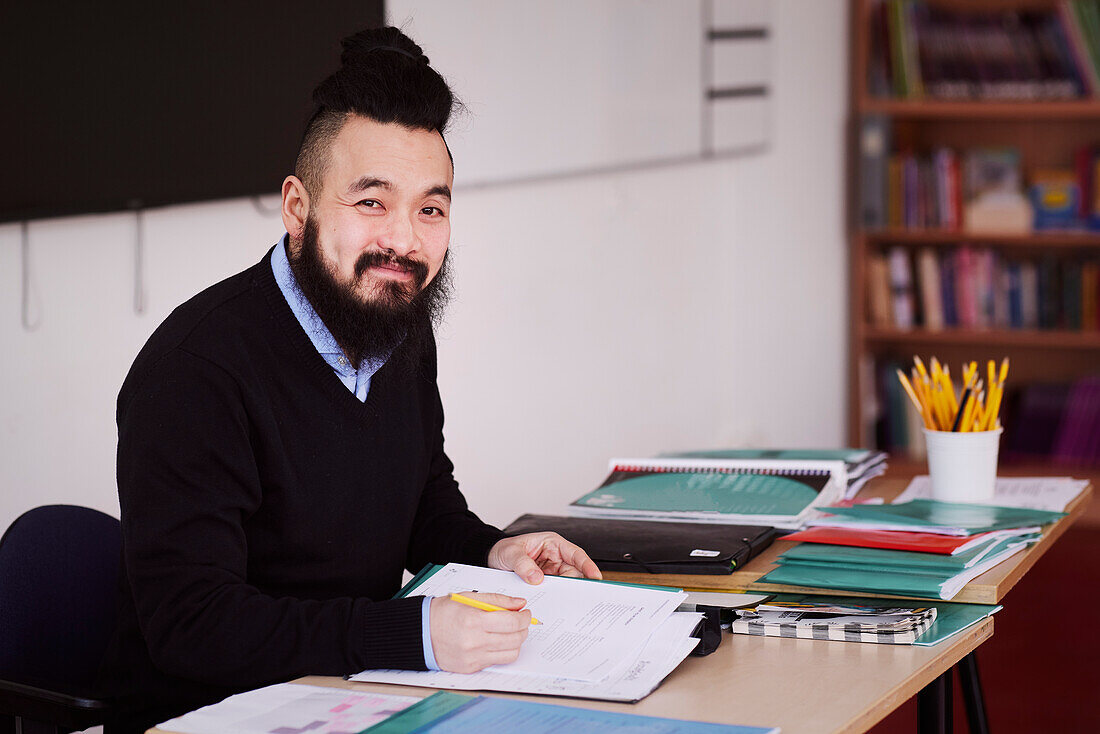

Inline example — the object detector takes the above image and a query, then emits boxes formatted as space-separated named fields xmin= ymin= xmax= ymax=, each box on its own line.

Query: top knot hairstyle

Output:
xmin=294 ymin=27 xmax=458 ymax=195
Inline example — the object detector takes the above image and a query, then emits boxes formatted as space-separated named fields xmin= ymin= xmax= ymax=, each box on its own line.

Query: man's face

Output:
xmin=303 ymin=116 xmax=453 ymax=303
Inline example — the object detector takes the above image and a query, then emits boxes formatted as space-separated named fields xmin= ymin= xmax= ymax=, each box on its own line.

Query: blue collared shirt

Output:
xmin=270 ymin=236 xmax=440 ymax=670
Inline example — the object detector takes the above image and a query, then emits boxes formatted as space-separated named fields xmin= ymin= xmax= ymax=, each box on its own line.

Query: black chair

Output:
xmin=0 ymin=505 xmax=120 ymax=733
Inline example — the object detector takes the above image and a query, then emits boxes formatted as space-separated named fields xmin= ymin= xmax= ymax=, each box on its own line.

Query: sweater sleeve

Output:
xmin=404 ymin=337 xmax=505 ymax=572
xmin=117 ymin=349 xmax=427 ymax=687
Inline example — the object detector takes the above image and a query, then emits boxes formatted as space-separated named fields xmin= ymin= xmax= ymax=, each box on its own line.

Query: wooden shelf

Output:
xmin=860 ymin=98 xmax=1100 ymax=119
xmin=863 ymin=327 xmax=1100 ymax=349
xmin=862 ymin=229 xmax=1100 ymax=249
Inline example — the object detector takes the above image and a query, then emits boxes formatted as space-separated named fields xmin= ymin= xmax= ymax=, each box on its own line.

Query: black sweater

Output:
xmin=100 ymin=249 xmax=503 ymax=731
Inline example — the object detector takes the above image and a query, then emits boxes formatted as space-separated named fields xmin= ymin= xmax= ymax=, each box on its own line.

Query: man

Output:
xmin=100 ymin=27 xmax=600 ymax=732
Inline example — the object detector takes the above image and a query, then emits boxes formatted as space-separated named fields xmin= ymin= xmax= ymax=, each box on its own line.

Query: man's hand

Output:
xmin=429 ymin=592 xmax=530 ymax=673
xmin=487 ymin=532 xmax=603 ymax=585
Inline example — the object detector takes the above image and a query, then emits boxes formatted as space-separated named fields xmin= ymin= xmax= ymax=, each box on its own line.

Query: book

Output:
xmin=731 ymin=601 xmax=937 ymax=645
xmin=867 ymin=252 xmax=892 ymax=326
xmin=757 ymin=593 xmax=1002 ymax=648
xmin=502 ymin=514 xmax=777 ymax=575
xmin=916 ymin=247 xmax=943 ymax=329
xmin=568 ymin=457 xmax=847 ymax=530
xmin=807 ymin=499 xmax=1066 ymax=536
xmin=888 ymin=246 xmax=915 ymax=328
xmin=860 ymin=115 xmax=890 ymax=227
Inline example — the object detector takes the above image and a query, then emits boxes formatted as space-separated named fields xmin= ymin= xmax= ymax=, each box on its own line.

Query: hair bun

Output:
xmin=340 ymin=27 xmax=429 ymax=67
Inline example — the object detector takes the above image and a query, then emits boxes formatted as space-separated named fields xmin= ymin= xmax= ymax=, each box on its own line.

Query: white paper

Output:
xmin=158 ymin=683 xmax=419 ymax=734
xmin=895 ymin=476 xmax=1088 ymax=512
xmin=681 ymin=591 xmax=772 ymax=609
xmin=401 ymin=563 xmax=686 ymax=682
xmin=351 ymin=611 xmax=702 ymax=703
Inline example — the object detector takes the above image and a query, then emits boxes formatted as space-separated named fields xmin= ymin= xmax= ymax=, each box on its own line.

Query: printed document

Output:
xmin=895 ymin=476 xmax=1088 ymax=512
xmin=351 ymin=610 xmax=703 ymax=702
xmin=158 ymin=683 xmax=418 ymax=734
xmin=394 ymin=563 xmax=687 ymax=682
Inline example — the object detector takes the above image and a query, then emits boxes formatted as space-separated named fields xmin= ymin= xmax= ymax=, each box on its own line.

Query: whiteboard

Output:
xmin=387 ymin=0 xmax=771 ymax=185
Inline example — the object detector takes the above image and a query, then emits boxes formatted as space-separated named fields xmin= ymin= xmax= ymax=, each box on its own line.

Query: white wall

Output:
xmin=0 ymin=0 xmax=848 ymax=532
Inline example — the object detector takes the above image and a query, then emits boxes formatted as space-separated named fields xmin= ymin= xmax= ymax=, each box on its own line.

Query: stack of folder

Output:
xmin=760 ymin=500 xmax=1065 ymax=600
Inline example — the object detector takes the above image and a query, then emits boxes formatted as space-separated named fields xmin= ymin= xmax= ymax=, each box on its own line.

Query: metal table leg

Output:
xmin=918 ymin=668 xmax=953 ymax=734
xmin=958 ymin=652 xmax=990 ymax=734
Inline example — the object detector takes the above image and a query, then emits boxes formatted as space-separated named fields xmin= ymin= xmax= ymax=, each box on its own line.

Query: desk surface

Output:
xmin=604 ymin=477 xmax=1093 ymax=604
xmin=151 ymin=472 xmax=1088 ymax=734
xmin=152 ymin=618 xmax=992 ymax=734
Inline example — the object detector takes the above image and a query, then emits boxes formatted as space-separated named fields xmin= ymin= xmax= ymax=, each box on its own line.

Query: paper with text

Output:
xmin=351 ymin=611 xmax=702 ymax=702
xmin=404 ymin=563 xmax=686 ymax=682
xmin=895 ymin=476 xmax=1088 ymax=512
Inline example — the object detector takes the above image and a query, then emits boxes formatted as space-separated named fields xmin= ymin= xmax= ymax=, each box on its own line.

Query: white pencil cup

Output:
xmin=922 ymin=427 xmax=1003 ymax=503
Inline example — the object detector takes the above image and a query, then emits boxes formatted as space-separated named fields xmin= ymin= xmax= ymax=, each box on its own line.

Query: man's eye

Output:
xmin=358 ymin=199 xmax=380 ymax=208
xmin=421 ymin=207 xmax=443 ymax=216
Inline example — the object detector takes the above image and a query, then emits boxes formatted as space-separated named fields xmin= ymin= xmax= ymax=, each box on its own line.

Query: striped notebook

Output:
xmin=731 ymin=602 xmax=937 ymax=645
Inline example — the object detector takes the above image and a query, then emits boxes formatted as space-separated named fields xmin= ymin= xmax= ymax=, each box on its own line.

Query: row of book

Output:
xmin=858 ymin=131 xmax=1100 ymax=232
xmin=869 ymin=0 xmax=1100 ymax=100
xmin=867 ymin=247 xmax=1100 ymax=332
xmin=875 ymin=361 xmax=1099 ymax=466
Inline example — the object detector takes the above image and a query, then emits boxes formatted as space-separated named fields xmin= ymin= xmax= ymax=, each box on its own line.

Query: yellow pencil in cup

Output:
xmin=919 ymin=355 xmax=1007 ymax=503
xmin=449 ymin=593 xmax=542 ymax=624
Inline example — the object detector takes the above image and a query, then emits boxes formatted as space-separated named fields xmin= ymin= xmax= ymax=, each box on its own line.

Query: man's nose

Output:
xmin=377 ymin=213 xmax=417 ymax=256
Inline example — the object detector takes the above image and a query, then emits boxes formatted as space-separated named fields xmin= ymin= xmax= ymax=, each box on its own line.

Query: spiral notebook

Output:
xmin=568 ymin=457 xmax=847 ymax=530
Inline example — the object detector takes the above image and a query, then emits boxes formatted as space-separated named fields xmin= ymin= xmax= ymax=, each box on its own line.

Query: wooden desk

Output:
xmin=152 ymin=618 xmax=992 ymax=734
xmin=603 ymin=478 xmax=1093 ymax=605
xmin=153 ymin=475 xmax=1089 ymax=734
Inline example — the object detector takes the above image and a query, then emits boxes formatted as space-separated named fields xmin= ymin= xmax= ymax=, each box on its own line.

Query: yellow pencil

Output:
xmin=449 ymin=593 xmax=542 ymax=624
xmin=896 ymin=369 xmax=932 ymax=428
xmin=942 ymin=365 xmax=959 ymax=416
xmin=999 ymin=358 xmax=1010 ymax=386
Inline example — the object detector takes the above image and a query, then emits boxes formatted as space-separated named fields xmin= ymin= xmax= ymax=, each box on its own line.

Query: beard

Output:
xmin=287 ymin=215 xmax=452 ymax=371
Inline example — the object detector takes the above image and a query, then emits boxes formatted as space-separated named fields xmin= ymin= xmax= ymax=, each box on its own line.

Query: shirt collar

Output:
xmin=271 ymin=234 xmax=345 ymax=360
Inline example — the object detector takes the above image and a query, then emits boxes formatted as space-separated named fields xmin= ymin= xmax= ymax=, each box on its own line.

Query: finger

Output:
xmin=543 ymin=536 xmax=603 ymax=581
xmin=484 ymin=628 xmax=529 ymax=651
xmin=564 ymin=544 xmax=603 ymax=580
xmin=461 ymin=592 xmax=527 ymax=610
xmin=505 ymin=546 xmax=545 ymax=585
xmin=481 ymin=609 xmax=532 ymax=633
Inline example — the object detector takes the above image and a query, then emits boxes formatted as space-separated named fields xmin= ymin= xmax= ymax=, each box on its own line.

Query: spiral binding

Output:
xmin=612 ymin=463 xmax=830 ymax=477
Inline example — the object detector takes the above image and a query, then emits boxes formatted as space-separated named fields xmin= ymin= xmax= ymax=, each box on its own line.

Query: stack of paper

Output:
xmin=350 ymin=563 xmax=697 ymax=703
xmin=893 ymin=476 xmax=1089 ymax=512
xmin=568 ymin=457 xmax=848 ymax=530
xmin=760 ymin=499 xmax=1065 ymax=600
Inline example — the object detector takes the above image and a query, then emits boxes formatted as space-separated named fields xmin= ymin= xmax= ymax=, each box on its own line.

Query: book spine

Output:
xmin=888 ymin=246 xmax=915 ymax=328
xmin=917 ymin=248 xmax=943 ymax=330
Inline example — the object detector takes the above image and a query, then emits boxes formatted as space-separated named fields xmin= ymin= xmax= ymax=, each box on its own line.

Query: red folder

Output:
xmin=782 ymin=526 xmax=996 ymax=555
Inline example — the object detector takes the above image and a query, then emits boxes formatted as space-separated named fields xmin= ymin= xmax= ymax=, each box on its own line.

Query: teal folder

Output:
xmin=817 ymin=499 xmax=1065 ymax=534
xmin=779 ymin=534 xmax=1037 ymax=572
xmin=760 ymin=563 xmax=960 ymax=599
xmin=365 ymin=691 xmax=779 ymax=733
xmin=571 ymin=471 xmax=828 ymax=517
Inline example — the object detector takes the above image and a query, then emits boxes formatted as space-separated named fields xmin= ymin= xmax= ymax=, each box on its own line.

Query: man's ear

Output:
xmin=281 ymin=176 xmax=310 ymax=240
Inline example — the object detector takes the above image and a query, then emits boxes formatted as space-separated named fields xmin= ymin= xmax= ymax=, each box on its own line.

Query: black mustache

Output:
xmin=354 ymin=251 xmax=429 ymax=286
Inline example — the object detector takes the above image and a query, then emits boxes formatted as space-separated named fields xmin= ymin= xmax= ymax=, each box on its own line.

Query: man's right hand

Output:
xmin=428 ymin=592 xmax=531 ymax=673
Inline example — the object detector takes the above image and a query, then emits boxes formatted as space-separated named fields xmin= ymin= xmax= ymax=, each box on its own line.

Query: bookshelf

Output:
xmin=847 ymin=0 xmax=1100 ymax=467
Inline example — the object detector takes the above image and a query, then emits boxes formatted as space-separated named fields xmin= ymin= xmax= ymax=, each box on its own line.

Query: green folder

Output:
xmin=817 ymin=499 xmax=1065 ymax=534
xmin=572 ymin=471 xmax=825 ymax=517
xmin=779 ymin=534 xmax=1037 ymax=572
xmin=759 ymin=563 xmax=959 ymax=599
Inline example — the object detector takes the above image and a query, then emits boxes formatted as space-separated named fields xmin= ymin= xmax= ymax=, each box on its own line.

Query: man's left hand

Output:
xmin=488 ymin=532 xmax=602 ymax=584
